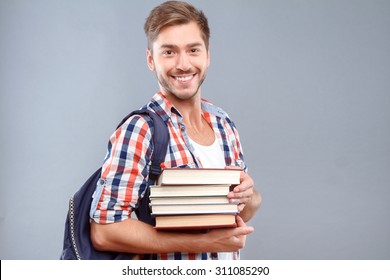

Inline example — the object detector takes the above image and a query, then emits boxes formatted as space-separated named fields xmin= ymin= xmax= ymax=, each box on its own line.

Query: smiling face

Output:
xmin=147 ymin=21 xmax=210 ymax=102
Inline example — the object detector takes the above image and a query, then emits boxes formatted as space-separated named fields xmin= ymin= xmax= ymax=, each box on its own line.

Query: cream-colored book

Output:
xmin=157 ymin=168 xmax=241 ymax=186
xmin=150 ymin=184 xmax=231 ymax=198
xmin=150 ymin=202 xmax=239 ymax=215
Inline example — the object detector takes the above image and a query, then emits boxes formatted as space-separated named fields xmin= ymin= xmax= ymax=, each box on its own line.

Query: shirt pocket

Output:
xmin=161 ymin=143 xmax=198 ymax=168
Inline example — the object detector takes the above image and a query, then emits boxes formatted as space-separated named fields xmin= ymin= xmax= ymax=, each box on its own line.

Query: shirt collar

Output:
xmin=148 ymin=92 xmax=228 ymax=123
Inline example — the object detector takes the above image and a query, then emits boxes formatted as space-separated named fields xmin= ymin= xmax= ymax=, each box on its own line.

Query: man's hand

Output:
xmin=205 ymin=215 xmax=254 ymax=252
xmin=226 ymin=167 xmax=261 ymax=222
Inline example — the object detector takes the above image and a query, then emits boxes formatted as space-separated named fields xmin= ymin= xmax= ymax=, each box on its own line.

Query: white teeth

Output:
xmin=175 ymin=75 xmax=192 ymax=82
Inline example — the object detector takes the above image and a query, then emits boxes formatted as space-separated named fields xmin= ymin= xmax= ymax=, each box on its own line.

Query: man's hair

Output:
xmin=144 ymin=1 xmax=210 ymax=51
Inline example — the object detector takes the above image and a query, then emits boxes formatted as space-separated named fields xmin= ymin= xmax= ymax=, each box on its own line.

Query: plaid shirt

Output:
xmin=91 ymin=92 xmax=247 ymax=260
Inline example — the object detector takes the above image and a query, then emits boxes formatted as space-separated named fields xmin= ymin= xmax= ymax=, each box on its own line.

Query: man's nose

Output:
xmin=176 ymin=53 xmax=191 ymax=71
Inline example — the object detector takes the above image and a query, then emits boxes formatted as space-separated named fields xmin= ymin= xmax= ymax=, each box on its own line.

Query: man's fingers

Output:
xmin=235 ymin=215 xmax=254 ymax=234
xmin=234 ymin=225 xmax=254 ymax=236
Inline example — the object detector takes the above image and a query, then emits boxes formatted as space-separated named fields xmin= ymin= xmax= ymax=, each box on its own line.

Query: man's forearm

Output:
xmin=91 ymin=218 xmax=203 ymax=254
xmin=90 ymin=216 xmax=254 ymax=254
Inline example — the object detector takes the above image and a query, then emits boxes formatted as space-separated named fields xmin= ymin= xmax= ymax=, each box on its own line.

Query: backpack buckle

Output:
xmin=149 ymin=165 xmax=161 ymax=179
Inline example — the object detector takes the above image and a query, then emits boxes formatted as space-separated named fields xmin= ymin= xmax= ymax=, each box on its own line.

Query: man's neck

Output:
xmin=161 ymin=90 xmax=203 ymax=126
xmin=160 ymin=89 xmax=215 ymax=145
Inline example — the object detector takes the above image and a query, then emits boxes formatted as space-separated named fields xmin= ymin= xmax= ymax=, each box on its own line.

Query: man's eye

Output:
xmin=191 ymin=49 xmax=200 ymax=53
xmin=164 ymin=50 xmax=173 ymax=55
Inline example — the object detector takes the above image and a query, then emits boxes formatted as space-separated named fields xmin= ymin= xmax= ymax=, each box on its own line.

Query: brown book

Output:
xmin=154 ymin=214 xmax=237 ymax=230
xmin=157 ymin=168 xmax=241 ymax=186
xmin=150 ymin=202 xmax=239 ymax=215
xmin=150 ymin=184 xmax=231 ymax=198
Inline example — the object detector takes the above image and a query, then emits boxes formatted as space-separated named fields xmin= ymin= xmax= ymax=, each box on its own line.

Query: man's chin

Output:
xmin=160 ymin=88 xmax=198 ymax=101
xmin=172 ymin=91 xmax=199 ymax=101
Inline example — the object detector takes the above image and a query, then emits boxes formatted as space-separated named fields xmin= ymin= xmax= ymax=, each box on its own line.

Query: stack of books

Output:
xmin=149 ymin=168 xmax=241 ymax=230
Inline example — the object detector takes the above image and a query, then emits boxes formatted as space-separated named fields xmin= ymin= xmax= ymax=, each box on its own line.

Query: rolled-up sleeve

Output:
xmin=91 ymin=115 xmax=154 ymax=224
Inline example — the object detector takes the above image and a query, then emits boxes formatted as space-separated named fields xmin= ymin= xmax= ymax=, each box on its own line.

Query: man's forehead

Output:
xmin=152 ymin=22 xmax=205 ymax=48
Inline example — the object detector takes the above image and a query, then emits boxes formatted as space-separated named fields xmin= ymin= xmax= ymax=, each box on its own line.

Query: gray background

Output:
xmin=0 ymin=0 xmax=389 ymax=260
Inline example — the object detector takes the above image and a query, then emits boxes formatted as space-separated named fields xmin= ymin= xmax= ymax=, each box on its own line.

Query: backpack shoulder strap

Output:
xmin=118 ymin=108 xmax=168 ymax=180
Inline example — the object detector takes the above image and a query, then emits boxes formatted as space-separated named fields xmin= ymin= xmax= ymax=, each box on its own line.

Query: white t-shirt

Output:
xmin=189 ymin=137 xmax=225 ymax=168
xmin=189 ymin=137 xmax=237 ymax=260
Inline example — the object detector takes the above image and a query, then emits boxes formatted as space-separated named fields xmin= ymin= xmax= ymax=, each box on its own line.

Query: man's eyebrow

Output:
xmin=159 ymin=44 xmax=176 ymax=50
xmin=159 ymin=43 xmax=204 ymax=49
xmin=187 ymin=43 xmax=204 ymax=48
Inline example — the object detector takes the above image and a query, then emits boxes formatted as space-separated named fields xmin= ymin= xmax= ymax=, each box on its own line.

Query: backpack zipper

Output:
xmin=69 ymin=196 xmax=82 ymax=260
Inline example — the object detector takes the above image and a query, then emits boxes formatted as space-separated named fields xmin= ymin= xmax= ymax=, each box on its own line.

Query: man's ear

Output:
xmin=146 ymin=49 xmax=155 ymax=71
xmin=207 ymin=46 xmax=211 ymax=68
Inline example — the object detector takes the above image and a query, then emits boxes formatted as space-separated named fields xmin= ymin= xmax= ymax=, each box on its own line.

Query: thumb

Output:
xmin=236 ymin=215 xmax=246 ymax=227
xmin=235 ymin=215 xmax=254 ymax=234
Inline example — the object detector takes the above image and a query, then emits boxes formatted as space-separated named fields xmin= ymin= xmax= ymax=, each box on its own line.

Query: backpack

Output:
xmin=60 ymin=108 xmax=169 ymax=260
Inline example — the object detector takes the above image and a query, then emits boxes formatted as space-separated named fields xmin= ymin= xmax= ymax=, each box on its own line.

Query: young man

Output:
xmin=90 ymin=1 xmax=261 ymax=260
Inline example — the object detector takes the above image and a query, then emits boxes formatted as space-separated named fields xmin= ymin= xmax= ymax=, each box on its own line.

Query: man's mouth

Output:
xmin=173 ymin=74 xmax=195 ymax=82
